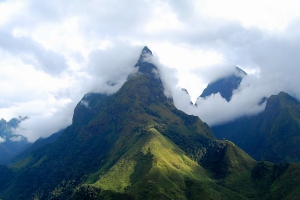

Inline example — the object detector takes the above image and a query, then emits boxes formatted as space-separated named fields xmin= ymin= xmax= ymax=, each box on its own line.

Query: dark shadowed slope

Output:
xmin=10 ymin=129 xmax=64 ymax=164
xmin=213 ymin=91 xmax=300 ymax=163
xmin=200 ymin=67 xmax=247 ymax=102
xmin=0 ymin=117 xmax=30 ymax=164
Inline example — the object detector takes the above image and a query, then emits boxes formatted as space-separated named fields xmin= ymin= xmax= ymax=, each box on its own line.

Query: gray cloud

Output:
xmin=11 ymin=44 xmax=143 ymax=142
xmin=0 ymin=30 xmax=67 ymax=75
xmin=2 ymin=0 xmax=300 ymax=141
xmin=170 ymin=73 xmax=267 ymax=126
xmin=150 ymin=55 xmax=179 ymax=98
xmin=14 ymin=105 xmax=74 ymax=142
xmin=87 ymin=43 xmax=143 ymax=94
xmin=154 ymin=12 xmax=300 ymax=125
xmin=191 ymin=64 xmax=240 ymax=84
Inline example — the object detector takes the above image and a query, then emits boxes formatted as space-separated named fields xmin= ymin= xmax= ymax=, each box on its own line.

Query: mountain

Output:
xmin=10 ymin=129 xmax=64 ymax=164
xmin=212 ymin=91 xmax=300 ymax=163
xmin=199 ymin=67 xmax=247 ymax=101
xmin=0 ymin=116 xmax=29 ymax=164
xmin=1 ymin=47 xmax=300 ymax=199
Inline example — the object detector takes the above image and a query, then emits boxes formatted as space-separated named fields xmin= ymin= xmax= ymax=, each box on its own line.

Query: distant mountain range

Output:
xmin=0 ymin=116 xmax=29 ymax=164
xmin=1 ymin=47 xmax=300 ymax=199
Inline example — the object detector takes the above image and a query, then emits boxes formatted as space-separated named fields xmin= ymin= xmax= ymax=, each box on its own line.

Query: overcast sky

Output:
xmin=1 ymin=0 xmax=300 ymax=142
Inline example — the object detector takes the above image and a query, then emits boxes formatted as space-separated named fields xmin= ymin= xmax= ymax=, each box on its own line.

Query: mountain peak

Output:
xmin=278 ymin=91 xmax=289 ymax=97
xmin=134 ymin=46 xmax=158 ymax=76
xmin=266 ymin=91 xmax=299 ymax=112
xmin=235 ymin=66 xmax=247 ymax=77
xmin=138 ymin=46 xmax=153 ymax=63
xmin=199 ymin=66 xmax=247 ymax=101
xmin=142 ymin=46 xmax=152 ymax=54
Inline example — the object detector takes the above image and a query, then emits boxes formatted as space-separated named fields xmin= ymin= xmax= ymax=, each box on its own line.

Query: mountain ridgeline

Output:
xmin=196 ymin=64 xmax=300 ymax=164
xmin=213 ymin=91 xmax=300 ymax=163
xmin=1 ymin=47 xmax=300 ymax=199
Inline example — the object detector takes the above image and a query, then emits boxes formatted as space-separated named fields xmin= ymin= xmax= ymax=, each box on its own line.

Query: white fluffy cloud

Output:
xmin=1 ymin=0 xmax=300 ymax=141
xmin=0 ymin=136 xmax=5 ymax=143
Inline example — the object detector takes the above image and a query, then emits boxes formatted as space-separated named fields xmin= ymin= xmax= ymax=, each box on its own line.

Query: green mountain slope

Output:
xmin=1 ymin=47 xmax=300 ymax=199
xmin=10 ymin=129 xmax=63 ymax=164
xmin=91 ymin=127 xmax=211 ymax=199
xmin=0 ymin=46 xmax=215 ymax=199
xmin=213 ymin=91 xmax=300 ymax=163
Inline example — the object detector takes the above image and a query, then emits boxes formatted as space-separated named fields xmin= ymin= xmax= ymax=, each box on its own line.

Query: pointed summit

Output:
xmin=199 ymin=66 xmax=247 ymax=101
xmin=135 ymin=46 xmax=157 ymax=75
xmin=138 ymin=46 xmax=153 ymax=63
xmin=235 ymin=66 xmax=247 ymax=76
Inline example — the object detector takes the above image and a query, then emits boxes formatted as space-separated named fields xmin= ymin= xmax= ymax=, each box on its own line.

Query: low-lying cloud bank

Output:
xmin=170 ymin=64 xmax=300 ymax=126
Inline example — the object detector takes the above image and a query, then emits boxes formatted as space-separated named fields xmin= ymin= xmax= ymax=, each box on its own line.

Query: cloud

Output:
xmin=87 ymin=43 xmax=142 ymax=94
xmin=6 ymin=44 xmax=143 ymax=142
xmin=0 ymin=30 xmax=68 ymax=75
xmin=2 ymin=95 xmax=74 ymax=142
xmin=14 ymin=104 xmax=74 ymax=142
xmin=80 ymin=100 xmax=89 ymax=108
xmin=172 ymin=63 xmax=299 ymax=126
xmin=1 ymin=0 xmax=300 ymax=141
xmin=149 ymin=55 xmax=178 ymax=99
xmin=0 ymin=136 xmax=5 ymax=143
xmin=149 ymin=5 xmax=300 ymax=126
xmin=193 ymin=76 xmax=268 ymax=126
xmin=9 ymin=136 xmax=24 ymax=142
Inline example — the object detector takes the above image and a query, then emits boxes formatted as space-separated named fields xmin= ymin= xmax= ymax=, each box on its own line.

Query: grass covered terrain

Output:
xmin=90 ymin=127 xmax=212 ymax=199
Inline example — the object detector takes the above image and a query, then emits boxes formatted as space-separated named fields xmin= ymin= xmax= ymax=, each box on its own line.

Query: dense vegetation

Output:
xmin=213 ymin=91 xmax=300 ymax=163
xmin=1 ymin=47 xmax=300 ymax=199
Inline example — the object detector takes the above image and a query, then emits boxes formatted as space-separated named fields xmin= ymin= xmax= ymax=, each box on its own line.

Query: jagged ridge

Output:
xmin=1 ymin=48 xmax=300 ymax=200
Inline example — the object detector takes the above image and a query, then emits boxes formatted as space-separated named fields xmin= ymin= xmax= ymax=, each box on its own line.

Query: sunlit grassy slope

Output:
xmin=90 ymin=127 xmax=211 ymax=199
